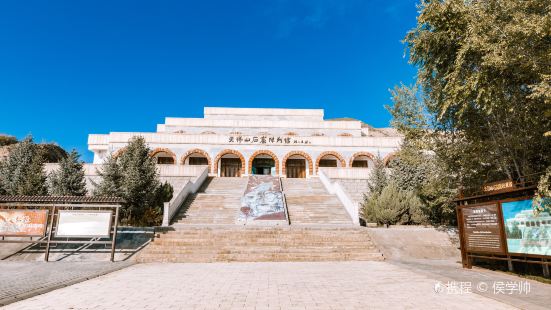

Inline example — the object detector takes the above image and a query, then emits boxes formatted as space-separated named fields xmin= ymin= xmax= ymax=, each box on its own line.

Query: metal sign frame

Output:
xmin=0 ymin=203 xmax=120 ymax=262
xmin=55 ymin=209 xmax=113 ymax=238
xmin=457 ymin=196 xmax=550 ymax=277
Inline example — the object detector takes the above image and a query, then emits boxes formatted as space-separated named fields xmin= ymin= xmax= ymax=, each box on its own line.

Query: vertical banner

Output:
xmin=501 ymin=199 xmax=551 ymax=256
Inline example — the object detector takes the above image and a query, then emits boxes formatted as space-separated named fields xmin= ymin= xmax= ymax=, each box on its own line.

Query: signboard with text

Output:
xmin=0 ymin=209 xmax=48 ymax=237
xmin=56 ymin=210 xmax=112 ymax=238
xmin=461 ymin=203 xmax=505 ymax=254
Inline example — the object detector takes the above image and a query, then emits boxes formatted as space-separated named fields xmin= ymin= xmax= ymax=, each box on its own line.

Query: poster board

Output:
xmin=501 ymin=199 xmax=551 ymax=256
xmin=461 ymin=203 xmax=505 ymax=254
xmin=56 ymin=210 xmax=112 ymax=238
xmin=0 ymin=209 xmax=48 ymax=237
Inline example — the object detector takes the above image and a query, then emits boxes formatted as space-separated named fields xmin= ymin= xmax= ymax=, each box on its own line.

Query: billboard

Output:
xmin=502 ymin=199 xmax=551 ymax=256
xmin=0 ymin=209 xmax=48 ymax=236
xmin=56 ymin=210 xmax=112 ymax=238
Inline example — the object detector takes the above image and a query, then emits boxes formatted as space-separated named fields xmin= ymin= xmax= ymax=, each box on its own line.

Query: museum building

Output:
xmin=88 ymin=107 xmax=402 ymax=178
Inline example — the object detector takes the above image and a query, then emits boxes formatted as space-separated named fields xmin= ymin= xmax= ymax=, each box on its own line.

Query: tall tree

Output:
xmin=402 ymin=0 xmax=551 ymax=185
xmin=117 ymin=136 xmax=162 ymax=224
xmin=0 ymin=136 xmax=47 ymax=195
xmin=48 ymin=150 xmax=87 ymax=196
xmin=93 ymin=154 xmax=123 ymax=197
xmin=366 ymin=155 xmax=388 ymax=196
xmin=94 ymin=136 xmax=173 ymax=225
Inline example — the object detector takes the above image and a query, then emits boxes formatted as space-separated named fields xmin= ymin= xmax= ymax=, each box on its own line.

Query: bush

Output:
xmin=0 ymin=135 xmax=18 ymax=146
xmin=361 ymin=182 xmax=427 ymax=227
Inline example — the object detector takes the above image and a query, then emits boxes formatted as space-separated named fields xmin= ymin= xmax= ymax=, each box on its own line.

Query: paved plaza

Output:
xmin=2 ymin=261 xmax=538 ymax=310
xmin=0 ymin=261 xmax=133 ymax=307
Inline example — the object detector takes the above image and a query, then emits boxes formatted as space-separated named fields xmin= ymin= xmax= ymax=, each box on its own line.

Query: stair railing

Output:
xmin=162 ymin=166 xmax=209 ymax=226
xmin=279 ymin=177 xmax=291 ymax=225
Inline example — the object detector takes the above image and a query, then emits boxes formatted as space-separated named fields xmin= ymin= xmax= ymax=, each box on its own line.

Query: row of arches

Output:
xmin=114 ymin=148 xmax=395 ymax=178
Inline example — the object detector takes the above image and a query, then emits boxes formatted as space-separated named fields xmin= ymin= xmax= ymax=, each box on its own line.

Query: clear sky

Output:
xmin=0 ymin=0 xmax=418 ymax=162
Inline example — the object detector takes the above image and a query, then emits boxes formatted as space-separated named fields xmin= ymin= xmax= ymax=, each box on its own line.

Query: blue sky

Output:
xmin=0 ymin=0 xmax=418 ymax=162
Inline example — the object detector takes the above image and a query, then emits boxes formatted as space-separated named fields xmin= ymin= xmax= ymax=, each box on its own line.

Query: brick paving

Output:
xmin=0 ymin=261 xmax=133 ymax=307
xmin=3 ymin=261 xmax=518 ymax=309
xmin=389 ymin=259 xmax=551 ymax=310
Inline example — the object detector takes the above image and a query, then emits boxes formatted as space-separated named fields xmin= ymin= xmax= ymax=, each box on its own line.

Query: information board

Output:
xmin=56 ymin=210 xmax=112 ymax=238
xmin=0 ymin=209 xmax=48 ymax=236
xmin=502 ymin=199 xmax=551 ymax=256
xmin=462 ymin=203 xmax=505 ymax=254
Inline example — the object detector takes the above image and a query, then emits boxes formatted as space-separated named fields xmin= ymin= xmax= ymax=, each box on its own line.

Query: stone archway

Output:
xmin=315 ymin=151 xmax=346 ymax=172
xmin=248 ymin=150 xmax=279 ymax=176
xmin=149 ymin=148 xmax=177 ymax=164
xmin=282 ymin=151 xmax=313 ymax=177
xmin=181 ymin=148 xmax=212 ymax=172
xmin=214 ymin=149 xmax=246 ymax=177
xmin=349 ymin=152 xmax=375 ymax=168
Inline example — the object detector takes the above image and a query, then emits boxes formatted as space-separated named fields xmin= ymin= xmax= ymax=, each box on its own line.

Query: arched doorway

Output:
xmin=350 ymin=152 xmax=375 ymax=168
xmin=150 ymin=148 xmax=176 ymax=165
xmin=285 ymin=155 xmax=308 ymax=178
xmin=215 ymin=150 xmax=245 ymax=177
xmin=220 ymin=154 xmax=242 ymax=177
xmin=316 ymin=151 xmax=346 ymax=172
xmin=282 ymin=151 xmax=313 ymax=178
xmin=181 ymin=149 xmax=211 ymax=172
xmin=249 ymin=151 xmax=279 ymax=176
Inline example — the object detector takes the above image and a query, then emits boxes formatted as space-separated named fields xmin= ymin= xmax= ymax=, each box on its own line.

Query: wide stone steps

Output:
xmin=282 ymin=178 xmax=353 ymax=225
xmin=137 ymin=226 xmax=383 ymax=263
xmin=171 ymin=177 xmax=247 ymax=225
xmin=137 ymin=253 xmax=383 ymax=263
xmin=140 ymin=177 xmax=380 ymax=263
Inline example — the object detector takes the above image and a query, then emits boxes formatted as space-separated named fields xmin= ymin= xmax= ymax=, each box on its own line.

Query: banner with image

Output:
xmin=0 ymin=209 xmax=48 ymax=236
xmin=501 ymin=199 xmax=551 ymax=256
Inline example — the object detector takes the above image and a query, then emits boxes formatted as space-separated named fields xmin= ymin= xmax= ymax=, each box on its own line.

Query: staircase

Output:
xmin=137 ymin=225 xmax=383 ymax=263
xmin=137 ymin=176 xmax=383 ymax=263
xmin=282 ymin=178 xmax=353 ymax=225
xmin=171 ymin=177 xmax=248 ymax=225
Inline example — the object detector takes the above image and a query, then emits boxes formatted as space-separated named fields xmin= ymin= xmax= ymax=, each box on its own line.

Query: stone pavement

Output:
xmin=0 ymin=261 xmax=133 ymax=307
xmin=388 ymin=259 xmax=551 ymax=310
xmin=3 ymin=261 xmax=519 ymax=310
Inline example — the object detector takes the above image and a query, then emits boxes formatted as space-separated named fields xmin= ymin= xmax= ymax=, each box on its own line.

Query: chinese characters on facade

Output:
xmin=228 ymin=136 xmax=312 ymax=145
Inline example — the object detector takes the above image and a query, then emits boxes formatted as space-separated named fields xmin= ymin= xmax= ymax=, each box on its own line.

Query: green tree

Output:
xmin=48 ymin=150 xmax=87 ymax=196
xmin=0 ymin=136 xmax=47 ymax=195
xmin=386 ymin=85 xmax=458 ymax=225
xmin=94 ymin=136 xmax=173 ymax=225
xmin=367 ymin=155 xmax=388 ymax=196
xmin=93 ymin=154 xmax=123 ymax=197
xmin=402 ymin=0 xmax=551 ymax=185
xmin=533 ymin=166 xmax=551 ymax=215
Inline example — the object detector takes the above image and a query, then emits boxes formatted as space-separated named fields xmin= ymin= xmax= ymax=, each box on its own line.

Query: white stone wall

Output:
xmin=88 ymin=107 xmax=403 ymax=176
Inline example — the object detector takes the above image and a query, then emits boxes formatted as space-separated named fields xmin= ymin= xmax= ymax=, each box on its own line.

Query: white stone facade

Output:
xmin=88 ymin=107 xmax=402 ymax=177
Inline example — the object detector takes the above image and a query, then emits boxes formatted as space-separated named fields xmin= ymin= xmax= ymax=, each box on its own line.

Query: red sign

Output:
xmin=0 ymin=209 xmax=48 ymax=236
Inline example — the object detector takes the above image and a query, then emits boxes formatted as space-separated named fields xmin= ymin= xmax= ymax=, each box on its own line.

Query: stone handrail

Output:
xmin=318 ymin=169 xmax=360 ymax=225
xmin=319 ymin=167 xmax=372 ymax=179
xmin=162 ymin=166 xmax=209 ymax=226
